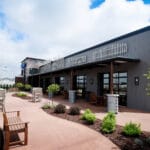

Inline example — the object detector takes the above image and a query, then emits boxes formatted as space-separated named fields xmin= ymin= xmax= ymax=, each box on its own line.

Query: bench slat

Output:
xmin=3 ymin=111 xmax=29 ymax=150
xmin=7 ymin=117 xmax=26 ymax=131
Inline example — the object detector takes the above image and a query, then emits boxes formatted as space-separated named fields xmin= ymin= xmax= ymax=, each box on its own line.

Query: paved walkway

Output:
xmin=0 ymin=92 xmax=119 ymax=150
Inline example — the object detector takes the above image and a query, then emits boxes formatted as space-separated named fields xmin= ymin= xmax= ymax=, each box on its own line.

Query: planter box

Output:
xmin=69 ymin=90 xmax=76 ymax=103
xmin=107 ymin=94 xmax=119 ymax=114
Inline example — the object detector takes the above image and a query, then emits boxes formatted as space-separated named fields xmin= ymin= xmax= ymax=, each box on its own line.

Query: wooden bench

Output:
xmin=3 ymin=111 xmax=29 ymax=150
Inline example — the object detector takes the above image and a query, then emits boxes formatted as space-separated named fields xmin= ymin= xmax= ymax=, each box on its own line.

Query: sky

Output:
xmin=0 ymin=0 xmax=150 ymax=78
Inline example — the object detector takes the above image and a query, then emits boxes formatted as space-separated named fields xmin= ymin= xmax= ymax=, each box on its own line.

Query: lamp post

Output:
xmin=21 ymin=63 xmax=26 ymax=84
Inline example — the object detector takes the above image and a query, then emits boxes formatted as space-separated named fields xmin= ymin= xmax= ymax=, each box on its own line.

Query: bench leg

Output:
xmin=4 ymin=131 xmax=10 ymax=150
xmin=24 ymin=125 xmax=28 ymax=145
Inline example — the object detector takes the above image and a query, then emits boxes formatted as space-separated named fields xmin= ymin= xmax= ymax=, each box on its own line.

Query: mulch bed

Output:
xmin=43 ymin=108 xmax=150 ymax=150
xmin=12 ymin=93 xmax=32 ymax=100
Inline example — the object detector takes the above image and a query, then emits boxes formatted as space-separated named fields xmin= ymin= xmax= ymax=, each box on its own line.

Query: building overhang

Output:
xmin=28 ymin=57 xmax=140 ymax=77
xmin=65 ymin=57 xmax=140 ymax=70
xmin=99 ymin=57 xmax=140 ymax=64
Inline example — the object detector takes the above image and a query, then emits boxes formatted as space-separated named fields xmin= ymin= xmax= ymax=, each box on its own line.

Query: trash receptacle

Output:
xmin=107 ymin=94 xmax=119 ymax=114
xmin=69 ymin=90 xmax=76 ymax=103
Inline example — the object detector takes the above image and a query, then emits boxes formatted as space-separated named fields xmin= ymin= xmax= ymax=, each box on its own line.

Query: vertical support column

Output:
xmin=31 ymin=76 xmax=33 ymax=87
xmin=110 ymin=62 xmax=114 ymax=94
xmin=70 ymin=70 xmax=73 ymax=90
xmin=43 ymin=78 xmax=45 ymax=91
xmin=39 ymin=75 xmax=40 ymax=87
xmin=69 ymin=69 xmax=76 ymax=103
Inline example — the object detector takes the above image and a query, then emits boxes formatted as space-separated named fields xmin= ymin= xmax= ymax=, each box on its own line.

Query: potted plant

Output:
xmin=47 ymin=84 xmax=60 ymax=105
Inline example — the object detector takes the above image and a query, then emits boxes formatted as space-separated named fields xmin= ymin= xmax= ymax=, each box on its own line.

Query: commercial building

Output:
xmin=21 ymin=26 xmax=150 ymax=111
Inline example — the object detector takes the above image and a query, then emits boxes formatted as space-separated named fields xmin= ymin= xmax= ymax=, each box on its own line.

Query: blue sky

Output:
xmin=0 ymin=12 xmax=5 ymax=29
xmin=127 ymin=0 xmax=150 ymax=3
xmin=0 ymin=0 xmax=150 ymax=42
xmin=90 ymin=0 xmax=105 ymax=8
xmin=0 ymin=0 xmax=150 ymax=78
xmin=90 ymin=0 xmax=150 ymax=8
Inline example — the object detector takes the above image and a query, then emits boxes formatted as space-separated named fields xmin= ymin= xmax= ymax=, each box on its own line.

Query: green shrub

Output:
xmin=81 ymin=109 xmax=96 ymax=124
xmin=84 ymin=113 xmax=96 ymax=124
xmin=42 ymin=103 xmax=51 ymax=109
xmin=103 ymin=112 xmax=116 ymax=121
xmin=17 ymin=92 xmax=27 ymax=97
xmin=101 ymin=112 xmax=116 ymax=133
xmin=16 ymin=82 xmax=24 ymax=91
xmin=81 ymin=109 xmax=92 ymax=120
xmin=108 ymin=112 xmax=115 ymax=119
xmin=101 ymin=118 xmax=116 ymax=133
xmin=24 ymin=84 xmax=32 ymax=91
xmin=54 ymin=104 xmax=66 ymax=113
xmin=69 ymin=106 xmax=80 ymax=115
xmin=123 ymin=122 xmax=141 ymax=136
xmin=47 ymin=84 xmax=60 ymax=93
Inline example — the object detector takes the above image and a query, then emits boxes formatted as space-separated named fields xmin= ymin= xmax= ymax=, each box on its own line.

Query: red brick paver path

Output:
xmin=0 ymin=92 xmax=119 ymax=150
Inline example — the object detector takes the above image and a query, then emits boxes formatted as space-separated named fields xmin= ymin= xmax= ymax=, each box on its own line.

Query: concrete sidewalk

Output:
xmin=0 ymin=92 xmax=119 ymax=150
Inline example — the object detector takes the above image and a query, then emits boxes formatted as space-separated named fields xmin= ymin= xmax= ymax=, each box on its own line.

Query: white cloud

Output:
xmin=0 ymin=0 xmax=149 ymax=78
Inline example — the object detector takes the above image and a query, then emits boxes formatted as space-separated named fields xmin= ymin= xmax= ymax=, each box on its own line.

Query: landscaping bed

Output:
xmin=12 ymin=93 xmax=32 ymax=100
xmin=43 ymin=107 xmax=150 ymax=150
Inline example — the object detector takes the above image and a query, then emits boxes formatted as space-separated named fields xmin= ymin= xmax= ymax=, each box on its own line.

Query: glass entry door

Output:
xmin=73 ymin=75 xmax=87 ymax=98
xmin=99 ymin=72 xmax=127 ymax=106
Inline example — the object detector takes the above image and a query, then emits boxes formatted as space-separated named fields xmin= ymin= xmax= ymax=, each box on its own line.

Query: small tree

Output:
xmin=144 ymin=69 xmax=150 ymax=96
xmin=16 ymin=82 xmax=24 ymax=91
xmin=24 ymin=84 xmax=32 ymax=91
xmin=47 ymin=84 xmax=60 ymax=105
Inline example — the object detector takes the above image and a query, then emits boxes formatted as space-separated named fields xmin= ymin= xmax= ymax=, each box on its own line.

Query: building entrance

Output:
xmin=73 ymin=75 xmax=87 ymax=98
xmin=98 ymin=72 xmax=127 ymax=106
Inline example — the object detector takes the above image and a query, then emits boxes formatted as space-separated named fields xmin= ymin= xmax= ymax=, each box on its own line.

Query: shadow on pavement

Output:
xmin=0 ymin=127 xmax=4 ymax=150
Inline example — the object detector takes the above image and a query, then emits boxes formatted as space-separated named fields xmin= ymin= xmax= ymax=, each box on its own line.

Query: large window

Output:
xmin=55 ymin=76 xmax=65 ymax=90
xmin=60 ymin=77 xmax=65 ymax=88
xmin=76 ymin=75 xmax=87 ymax=97
xmin=103 ymin=74 xmax=110 ymax=94
xmin=102 ymin=72 xmax=127 ymax=106
xmin=113 ymin=72 xmax=127 ymax=96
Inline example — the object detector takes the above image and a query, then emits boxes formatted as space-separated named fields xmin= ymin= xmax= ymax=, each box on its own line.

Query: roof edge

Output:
xmin=21 ymin=57 xmax=46 ymax=63
xmin=65 ymin=26 xmax=150 ymax=58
